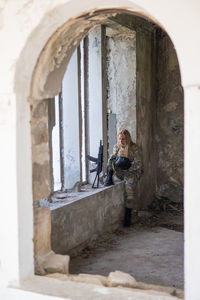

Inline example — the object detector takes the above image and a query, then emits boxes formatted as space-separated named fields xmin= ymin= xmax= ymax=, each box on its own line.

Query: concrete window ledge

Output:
xmin=40 ymin=182 xmax=125 ymax=255
xmin=7 ymin=275 xmax=182 ymax=300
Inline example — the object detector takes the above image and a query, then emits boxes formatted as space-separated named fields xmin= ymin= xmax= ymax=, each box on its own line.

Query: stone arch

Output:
xmin=30 ymin=9 xmax=168 ymax=100
xmin=15 ymin=2 xmax=170 ymax=101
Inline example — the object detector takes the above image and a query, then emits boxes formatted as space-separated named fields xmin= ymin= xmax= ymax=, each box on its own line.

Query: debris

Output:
xmin=148 ymin=197 xmax=183 ymax=213
xmin=107 ymin=270 xmax=137 ymax=288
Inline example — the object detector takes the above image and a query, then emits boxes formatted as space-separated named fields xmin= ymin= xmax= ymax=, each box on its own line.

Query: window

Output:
xmin=51 ymin=26 xmax=106 ymax=192
xmin=50 ymin=23 xmax=136 ymax=193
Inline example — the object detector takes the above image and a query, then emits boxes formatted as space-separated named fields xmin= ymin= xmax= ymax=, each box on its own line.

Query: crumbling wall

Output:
xmin=31 ymin=98 xmax=70 ymax=275
xmin=31 ymin=99 xmax=52 ymax=257
xmin=109 ymin=15 xmax=183 ymax=209
xmin=111 ymin=15 xmax=157 ymax=209
xmin=155 ymin=30 xmax=183 ymax=203
xmin=106 ymin=24 xmax=136 ymax=143
xmin=136 ymin=21 xmax=157 ymax=209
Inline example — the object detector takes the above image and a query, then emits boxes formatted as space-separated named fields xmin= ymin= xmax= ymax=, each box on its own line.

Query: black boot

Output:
xmin=104 ymin=168 xmax=114 ymax=186
xmin=124 ymin=208 xmax=132 ymax=227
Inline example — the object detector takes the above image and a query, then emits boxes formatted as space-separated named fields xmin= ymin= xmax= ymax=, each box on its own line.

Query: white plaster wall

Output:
xmin=88 ymin=26 xmax=103 ymax=183
xmin=80 ymin=40 xmax=87 ymax=182
xmin=62 ymin=50 xmax=81 ymax=189
xmin=0 ymin=287 xmax=65 ymax=300
xmin=106 ymin=26 xmax=136 ymax=142
xmin=52 ymin=95 xmax=61 ymax=191
xmin=0 ymin=95 xmax=21 ymax=286
xmin=0 ymin=1 xmax=200 ymax=299
xmin=184 ymin=86 xmax=200 ymax=299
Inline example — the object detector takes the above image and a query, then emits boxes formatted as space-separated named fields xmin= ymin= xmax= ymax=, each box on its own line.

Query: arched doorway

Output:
xmin=25 ymin=7 xmax=184 ymax=289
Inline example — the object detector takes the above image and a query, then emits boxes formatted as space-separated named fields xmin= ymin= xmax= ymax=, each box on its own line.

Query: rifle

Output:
xmin=87 ymin=140 xmax=103 ymax=188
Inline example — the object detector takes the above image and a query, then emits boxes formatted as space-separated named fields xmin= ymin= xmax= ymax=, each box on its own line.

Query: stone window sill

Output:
xmin=40 ymin=181 xmax=123 ymax=210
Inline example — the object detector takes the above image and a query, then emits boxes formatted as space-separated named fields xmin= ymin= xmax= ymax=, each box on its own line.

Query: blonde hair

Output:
xmin=117 ymin=129 xmax=134 ymax=148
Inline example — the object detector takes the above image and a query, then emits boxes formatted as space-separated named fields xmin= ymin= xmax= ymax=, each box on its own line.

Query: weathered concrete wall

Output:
xmin=31 ymin=99 xmax=52 ymax=256
xmin=51 ymin=183 xmax=124 ymax=255
xmin=31 ymin=99 xmax=71 ymax=275
xmin=106 ymin=24 xmax=136 ymax=144
xmin=136 ymin=21 xmax=157 ymax=209
xmin=111 ymin=15 xmax=157 ymax=209
xmin=31 ymin=99 xmax=51 ymax=202
xmin=110 ymin=15 xmax=183 ymax=208
xmin=31 ymin=13 xmax=115 ymax=101
xmin=155 ymin=30 xmax=183 ymax=203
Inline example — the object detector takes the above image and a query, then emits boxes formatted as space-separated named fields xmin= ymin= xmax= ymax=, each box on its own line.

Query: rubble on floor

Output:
xmin=69 ymin=211 xmax=183 ymax=290
xmin=148 ymin=195 xmax=183 ymax=213
xmin=135 ymin=210 xmax=183 ymax=232
xmin=46 ymin=270 xmax=184 ymax=299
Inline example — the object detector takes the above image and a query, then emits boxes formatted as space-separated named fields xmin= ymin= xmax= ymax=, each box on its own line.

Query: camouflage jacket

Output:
xmin=109 ymin=143 xmax=143 ymax=175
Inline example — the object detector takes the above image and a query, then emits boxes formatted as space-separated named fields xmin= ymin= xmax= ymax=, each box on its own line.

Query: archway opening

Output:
xmin=31 ymin=9 xmax=183 ymax=292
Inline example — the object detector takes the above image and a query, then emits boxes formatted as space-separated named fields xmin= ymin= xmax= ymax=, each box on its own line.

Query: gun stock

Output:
xmin=90 ymin=168 xmax=97 ymax=173
xmin=86 ymin=140 xmax=103 ymax=188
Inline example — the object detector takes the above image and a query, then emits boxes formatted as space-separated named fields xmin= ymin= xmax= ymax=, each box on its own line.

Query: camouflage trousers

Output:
xmin=108 ymin=161 xmax=139 ymax=209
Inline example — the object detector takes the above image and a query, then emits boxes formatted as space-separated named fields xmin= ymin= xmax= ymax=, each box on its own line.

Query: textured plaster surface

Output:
xmin=33 ymin=206 xmax=52 ymax=256
xmin=113 ymin=15 xmax=183 ymax=208
xmin=31 ymin=99 xmax=51 ymax=201
xmin=136 ymin=19 xmax=156 ymax=209
xmin=155 ymin=30 xmax=183 ymax=202
xmin=31 ymin=13 xmax=116 ymax=100
xmin=31 ymin=99 xmax=53 ymax=260
xmin=112 ymin=15 xmax=157 ymax=209
xmin=106 ymin=24 xmax=136 ymax=141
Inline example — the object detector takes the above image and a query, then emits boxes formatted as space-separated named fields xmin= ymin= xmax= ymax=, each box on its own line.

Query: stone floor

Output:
xmin=70 ymin=211 xmax=184 ymax=289
xmin=7 ymin=211 xmax=183 ymax=300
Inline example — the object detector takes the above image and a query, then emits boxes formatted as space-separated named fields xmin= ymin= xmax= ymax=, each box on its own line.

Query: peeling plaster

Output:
xmin=106 ymin=24 xmax=136 ymax=141
xmin=31 ymin=13 xmax=117 ymax=99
